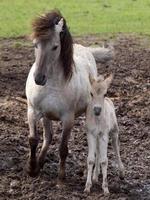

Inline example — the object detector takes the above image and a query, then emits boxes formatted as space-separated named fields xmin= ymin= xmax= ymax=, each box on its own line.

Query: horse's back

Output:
xmin=73 ymin=44 xmax=97 ymax=80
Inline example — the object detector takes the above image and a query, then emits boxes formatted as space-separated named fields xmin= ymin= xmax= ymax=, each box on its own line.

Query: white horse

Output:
xmin=25 ymin=10 xmax=114 ymax=178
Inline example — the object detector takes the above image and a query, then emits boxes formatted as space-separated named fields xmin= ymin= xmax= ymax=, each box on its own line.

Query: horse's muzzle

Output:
xmin=35 ymin=73 xmax=47 ymax=86
xmin=94 ymin=106 xmax=101 ymax=116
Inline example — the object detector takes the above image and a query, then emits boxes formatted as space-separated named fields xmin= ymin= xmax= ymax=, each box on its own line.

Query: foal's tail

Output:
xmin=88 ymin=44 xmax=114 ymax=63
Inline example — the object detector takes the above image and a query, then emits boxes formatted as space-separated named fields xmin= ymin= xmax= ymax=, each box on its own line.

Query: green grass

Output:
xmin=0 ymin=0 xmax=150 ymax=37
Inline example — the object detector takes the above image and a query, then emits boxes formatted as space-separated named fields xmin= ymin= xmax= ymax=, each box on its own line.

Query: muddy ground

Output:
xmin=0 ymin=35 xmax=150 ymax=200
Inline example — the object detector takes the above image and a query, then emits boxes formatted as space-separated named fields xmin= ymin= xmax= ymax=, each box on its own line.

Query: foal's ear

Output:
xmin=104 ymin=74 xmax=113 ymax=89
xmin=89 ymin=74 xmax=96 ymax=85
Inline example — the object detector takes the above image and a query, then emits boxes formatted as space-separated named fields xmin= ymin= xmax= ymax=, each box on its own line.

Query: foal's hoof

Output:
xmin=84 ymin=187 xmax=91 ymax=194
xmin=119 ymin=169 xmax=125 ymax=180
xmin=119 ymin=164 xmax=125 ymax=180
xmin=84 ymin=183 xmax=91 ymax=194
xmin=92 ymin=176 xmax=98 ymax=184
xmin=119 ymin=173 xmax=125 ymax=180
xmin=103 ymin=188 xmax=110 ymax=196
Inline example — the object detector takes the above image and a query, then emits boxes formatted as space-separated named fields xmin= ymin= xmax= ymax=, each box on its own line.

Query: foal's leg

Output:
xmin=38 ymin=117 xmax=53 ymax=168
xmin=111 ymin=125 xmax=125 ymax=179
xmin=58 ymin=114 xmax=74 ymax=180
xmin=93 ymin=144 xmax=100 ymax=183
xmin=99 ymin=134 xmax=109 ymax=195
xmin=27 ymin=106 xmax=39 ymax=177
xmin=84 ymin=133 xmax=96 ymax=193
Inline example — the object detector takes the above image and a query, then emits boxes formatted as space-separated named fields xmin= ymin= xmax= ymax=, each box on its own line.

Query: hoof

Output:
xmin=56 ymin=178 xmax=65 ymax=188
xmin=28 ymin=169 xmax=40 ymax=177
xmin=92 ymin=176 xmax=98 ymax=184
xmin=119 ymin=164 xmax=125 ymax=179
xmin=26 ymin=162 xmax=40 ymax=177
xmin=58 ymin=171 xmax=66 ymax=180
xmin=103 ymin=189 xmax=110 ymax=196
xmin=119 ymin=170 xmax=125 ymax=180
xmin=84 ymin=187 xmax=90 ymax=194
xmin=84 ymin=183 xmax=91 ymax=194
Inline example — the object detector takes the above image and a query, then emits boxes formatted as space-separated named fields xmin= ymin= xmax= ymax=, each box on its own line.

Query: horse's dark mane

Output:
xmin=32 ymin=9 xmax=73 ymax=80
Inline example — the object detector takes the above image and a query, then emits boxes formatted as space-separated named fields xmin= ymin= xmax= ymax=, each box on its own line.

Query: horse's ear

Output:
xmin=104 ymin=74 xmax=113 ymax=89
xmin=89 ymin=74 xmax=96 ymax=85
xmin=55 ymin=18 xmax=64 ymax=33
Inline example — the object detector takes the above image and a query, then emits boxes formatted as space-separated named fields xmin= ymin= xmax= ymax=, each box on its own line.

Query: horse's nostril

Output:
xmin=94 ymin=107 xmax=101 ymax=116
xmin=35 ymin=74 xmax=47 ymax=86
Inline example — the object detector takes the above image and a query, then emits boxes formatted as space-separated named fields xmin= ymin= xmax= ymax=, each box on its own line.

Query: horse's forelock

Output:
xmin=31 ymin=10 xmax=62 ymax=40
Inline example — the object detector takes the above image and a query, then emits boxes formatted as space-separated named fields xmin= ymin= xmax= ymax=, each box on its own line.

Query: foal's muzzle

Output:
xmin=94 ymin=106 xmax=101 ymax=116
xmin=35 ymin=73 xmax=47 ymax=86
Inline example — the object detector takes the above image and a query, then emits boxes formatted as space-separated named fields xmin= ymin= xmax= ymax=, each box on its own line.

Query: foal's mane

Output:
xmin=32 ymin=10 xmax=73 ymax=80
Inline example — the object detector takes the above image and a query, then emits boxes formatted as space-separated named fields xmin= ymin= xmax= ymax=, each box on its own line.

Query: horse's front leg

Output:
xmin=38 ymin=117 xmax=53 ymax=168
xmin=58 ymin=113 xmax=74 ymax=180
xmin=26 ymin=106 xmax=39 ymax=177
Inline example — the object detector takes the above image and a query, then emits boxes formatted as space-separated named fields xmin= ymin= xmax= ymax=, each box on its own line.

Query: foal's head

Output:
xmin=31 ymin=10 xmax=73 ymax=85
xmin=89 ymin=74 xmax=113 ymax=116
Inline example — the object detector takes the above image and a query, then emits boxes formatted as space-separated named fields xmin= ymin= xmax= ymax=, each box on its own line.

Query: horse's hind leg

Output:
xmin=58 ymin=114 xmax=74 ymax=180
xmin=111 ymin=125 xmax=125 ymax=179
xmin=38 ymin=117 xmax=53 ymax=169
xmin=27 ymin=107 xmax=39 ymax=177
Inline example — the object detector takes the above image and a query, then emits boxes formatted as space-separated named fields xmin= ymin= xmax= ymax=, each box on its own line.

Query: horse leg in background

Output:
xmin=38 ymin=117 xmax=53 ymax=169
xmin=58 ymin=114 xmax=74 ymax=180
xmin=111 ymin=125 xmax=125 ymax=179
xmin=27 ymin=106 xmax=39 ymax=177
xmin=84 ymin=134 xmax=96 ymax=193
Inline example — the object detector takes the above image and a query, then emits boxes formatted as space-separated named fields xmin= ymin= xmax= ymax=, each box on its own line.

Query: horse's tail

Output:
xmin=87 ymin=44 xmax=114 ymax=63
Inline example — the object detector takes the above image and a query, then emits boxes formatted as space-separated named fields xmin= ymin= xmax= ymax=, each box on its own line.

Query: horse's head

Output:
xmin=89 ymin=74 xmax=113 ymax=116
xmin=31 ymin=10 xmax=73 ymax=86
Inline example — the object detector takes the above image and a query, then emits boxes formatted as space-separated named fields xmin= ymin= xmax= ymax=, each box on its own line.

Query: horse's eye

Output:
xmin=90 ymin=92 xmax=94 ymax=98
xmin=52 ymin=45 xmax=58 ymax=51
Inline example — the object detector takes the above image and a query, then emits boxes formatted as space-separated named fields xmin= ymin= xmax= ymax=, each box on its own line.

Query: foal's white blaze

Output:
xmin=84 ymin=75 xmax=124 ymax=195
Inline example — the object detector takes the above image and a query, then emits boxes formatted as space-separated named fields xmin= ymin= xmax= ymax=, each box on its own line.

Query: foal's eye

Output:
xmin=52 ymin=45 xmax=58 ymax=51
